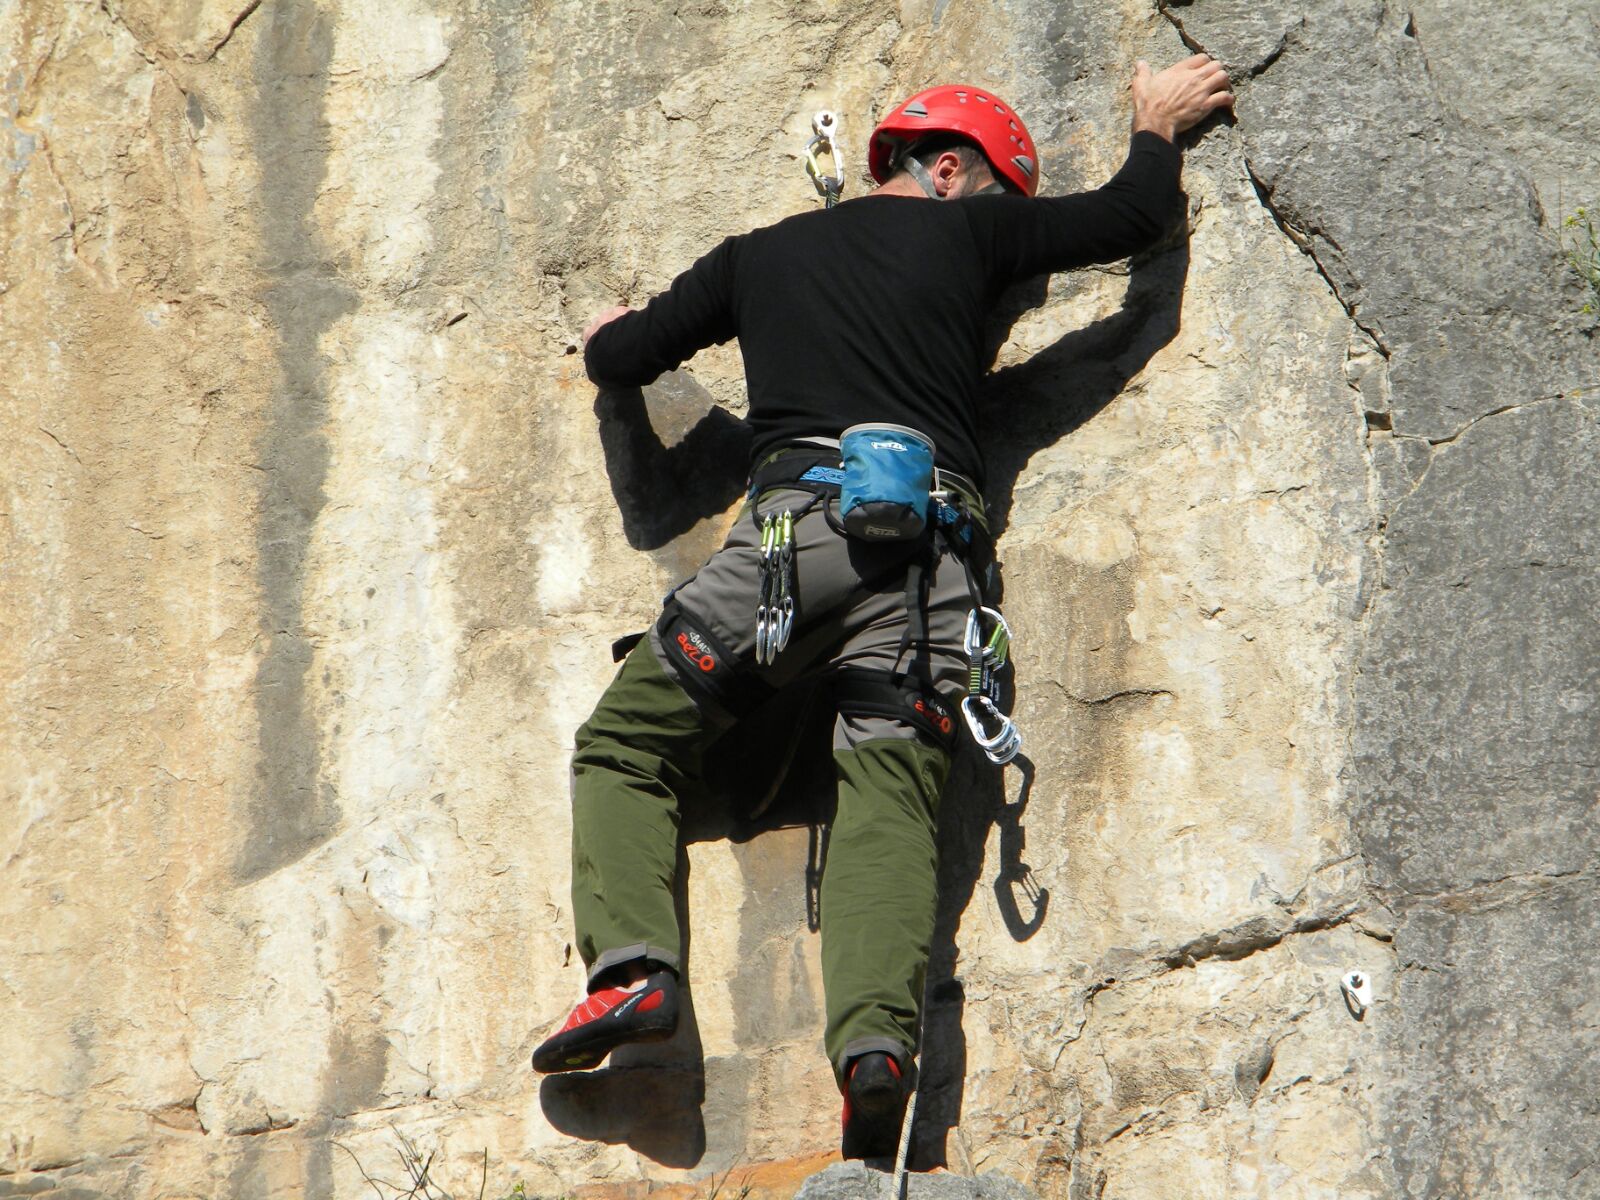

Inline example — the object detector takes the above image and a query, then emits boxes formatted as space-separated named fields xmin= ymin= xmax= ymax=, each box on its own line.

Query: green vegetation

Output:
xmin=1563 ymin=206 xmax=1600 ymax=314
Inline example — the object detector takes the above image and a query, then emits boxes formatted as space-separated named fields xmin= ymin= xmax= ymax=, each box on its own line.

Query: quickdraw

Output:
xmin=962 ymin=605 xmax=1022 ymax=764
xmin=804 ymin=110 xmax=845 ymax=208
xmin=755 ymin=509 xmax=797 ymax=665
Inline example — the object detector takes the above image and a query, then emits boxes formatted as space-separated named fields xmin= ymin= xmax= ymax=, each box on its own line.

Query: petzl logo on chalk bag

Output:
xmin=839 ymin=423 xmax=937 ymax=543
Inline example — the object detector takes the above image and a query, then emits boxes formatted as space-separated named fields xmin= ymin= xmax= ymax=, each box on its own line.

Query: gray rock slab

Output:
xmin=1158 ymin=3 xmax=1600 ymax=1197
xmin=1383 ymin=875 xmax=1600 ymax=1198
xmin=1406 ymin=0 xmax=1600 ymax=211
xmin=1356 ymin=400 xmax=1600 ymax=896
xmin=1166 ymin=0 xmax=1595 ymax=440
xmin=795 ymin=1162 xmax=1039 ymax=1200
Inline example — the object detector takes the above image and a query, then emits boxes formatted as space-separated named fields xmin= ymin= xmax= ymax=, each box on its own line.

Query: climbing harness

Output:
xmin=804 ymin=110 xmax=846 ymax=208
xmin=832 ymin=668 xmax=958 ymax=752
xmin=961 ymin=605 xmax=1022 ymax=765
xmin=654 ymin=595 xmax=774 ymax=717
xmin=746 ymin=444 xmax=1024 ymax=763
xmin=755 ymin=508 xmax=797 ymax=665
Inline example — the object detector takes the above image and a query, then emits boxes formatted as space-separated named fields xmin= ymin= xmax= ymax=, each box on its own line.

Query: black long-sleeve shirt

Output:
xmin=585 ymin=131 xmax=1182 ymax=488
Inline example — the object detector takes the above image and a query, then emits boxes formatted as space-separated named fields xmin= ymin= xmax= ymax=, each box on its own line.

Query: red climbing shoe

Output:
xmin=531 ymin=969 xmax=679 ymax=1073
xmin=841 ymin=1051 xmax=910 ymax=1160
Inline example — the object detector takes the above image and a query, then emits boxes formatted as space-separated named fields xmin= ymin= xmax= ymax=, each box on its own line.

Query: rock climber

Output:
xmin=533 ymin=55 xmax=1233 ymax=1162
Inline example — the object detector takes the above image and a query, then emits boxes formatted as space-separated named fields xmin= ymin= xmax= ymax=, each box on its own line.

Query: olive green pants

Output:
xmin=569 ymin=487 xmax=972 ymax=1081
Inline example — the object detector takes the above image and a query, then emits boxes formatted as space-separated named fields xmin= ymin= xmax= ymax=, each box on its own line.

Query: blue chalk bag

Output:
xmin=838 ymin=423 xmax=936 ymax=541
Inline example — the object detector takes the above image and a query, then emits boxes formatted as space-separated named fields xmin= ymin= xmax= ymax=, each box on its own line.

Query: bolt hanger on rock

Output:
xmin=1341 ymin=969 xmax=1374 ymax=1020
xmin=805 ymin=110 xmax=845 ymax=208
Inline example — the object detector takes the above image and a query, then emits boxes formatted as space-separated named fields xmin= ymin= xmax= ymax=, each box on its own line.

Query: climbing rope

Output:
xmin=804 ymin=110 xmax=845 ymax=208
xmin=892 ymin=1079 xmax=918 ymax=1197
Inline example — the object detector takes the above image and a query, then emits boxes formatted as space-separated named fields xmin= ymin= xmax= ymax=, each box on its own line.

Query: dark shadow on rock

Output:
xmin=691 ymin=680 xmax=842 ymax=935
xmin=994 ymin=756 xmax=1049 ymax=942
xmin=594 ymin=370 xmax=751 ymax=552
xmin=981 ymin=236 xmax=1191 ymax=538
xmin=696 ymin=680 xmax=836 ymax=839
xmin=539 ymin=1062 xmax=708 ymax=1169
xmin=238 ymin=0 xmax=355 ymax=884
xmin=538 ymin=843 xmax=709 ymax=1168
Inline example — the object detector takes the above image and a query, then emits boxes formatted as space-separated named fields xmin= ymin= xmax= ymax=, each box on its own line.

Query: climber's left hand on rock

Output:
xmin=1132 ymin=53 xmax=1234 ymax=141
xmin=584 ymin=305 xmax=632 ymax=343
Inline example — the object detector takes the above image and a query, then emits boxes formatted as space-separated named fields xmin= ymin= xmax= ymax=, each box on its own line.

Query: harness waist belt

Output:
xmin=750 ymin=449 xmax=982 ymax=511
xmin=747 ymin=443 xmax=1001 ymax=605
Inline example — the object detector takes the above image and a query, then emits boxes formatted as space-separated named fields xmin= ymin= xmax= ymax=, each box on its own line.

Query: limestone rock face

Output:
xmin=1 ymin=2 xmax=1595 ymax=1198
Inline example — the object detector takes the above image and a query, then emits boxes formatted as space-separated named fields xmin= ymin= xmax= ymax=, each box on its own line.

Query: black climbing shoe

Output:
xmin=841 ymin=1051 xmax=910 ymax=1161
xmin=531 ymin=969 xmax=679 ymax=1074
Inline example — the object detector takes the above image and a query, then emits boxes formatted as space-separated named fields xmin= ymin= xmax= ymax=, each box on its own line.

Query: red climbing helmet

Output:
xmin=868 ymin=84 xmax=1039 ymax=197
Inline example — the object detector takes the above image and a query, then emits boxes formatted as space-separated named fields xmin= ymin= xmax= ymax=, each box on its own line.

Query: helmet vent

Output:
xmin=904 ymin=100 xmax=929 ymax=117
xmin=1013 ymin=154 xmax=1035 ymax=178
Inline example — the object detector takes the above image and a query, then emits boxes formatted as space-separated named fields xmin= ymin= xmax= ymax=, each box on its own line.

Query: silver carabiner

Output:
xmin=964 ymin=605 xmax=1013 ymax=664
xmin=961 ymin=695 xmax=1022 ymax=765
xmin=754 ymin=514 xmax=779 ymax=664
xmin=774 ymin=510 xmax=796 ymax=653
xmin=776 ymin=596 xmax=795 ymax=654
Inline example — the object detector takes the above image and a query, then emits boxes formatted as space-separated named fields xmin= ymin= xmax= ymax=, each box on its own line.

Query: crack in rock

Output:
xmin=1074 ymin=901 xmax=1369 ymax=1030
xmin=1424 ymin=384 xmax=1596 ymax=447
xmin=1048 ymin=681 xmax=1175 ymax=707
xmin=100 ymin=0 xmax=263 ymax=68
xmin=1243 ymin=160 xmax=1390 ymax=358
xmin=1389 ymin=865 xmax=1594 ymax=913
xmin=205 ymin=0 xmax=263 ymax=62
xmin=1154 ymin=905 xmax=1358 ymax=972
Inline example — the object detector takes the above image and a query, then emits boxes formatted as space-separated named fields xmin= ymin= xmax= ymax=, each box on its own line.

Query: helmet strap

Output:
xmin=900 ymin=154 xmax=944 ymax=200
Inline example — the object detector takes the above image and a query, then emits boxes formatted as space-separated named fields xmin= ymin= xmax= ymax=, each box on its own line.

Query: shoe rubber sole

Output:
xmin=842 ymin=1053 xmax=908 ymax=1160
xmin=532 ymin=1020 xmax=675 ymax=1073
xmin=531 ymin=975 xmax=679 ymax=1074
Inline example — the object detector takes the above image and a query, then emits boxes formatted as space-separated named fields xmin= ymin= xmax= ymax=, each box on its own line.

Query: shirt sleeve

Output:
xmin=583 ymin=236 xmax=740 ymax=389
xmin=961 ymin=131 xmax=1183 ymax=291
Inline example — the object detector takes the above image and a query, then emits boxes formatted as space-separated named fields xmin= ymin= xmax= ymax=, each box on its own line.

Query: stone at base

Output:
xmin=794 ymin=1161 xmax=1040 ymax=1200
